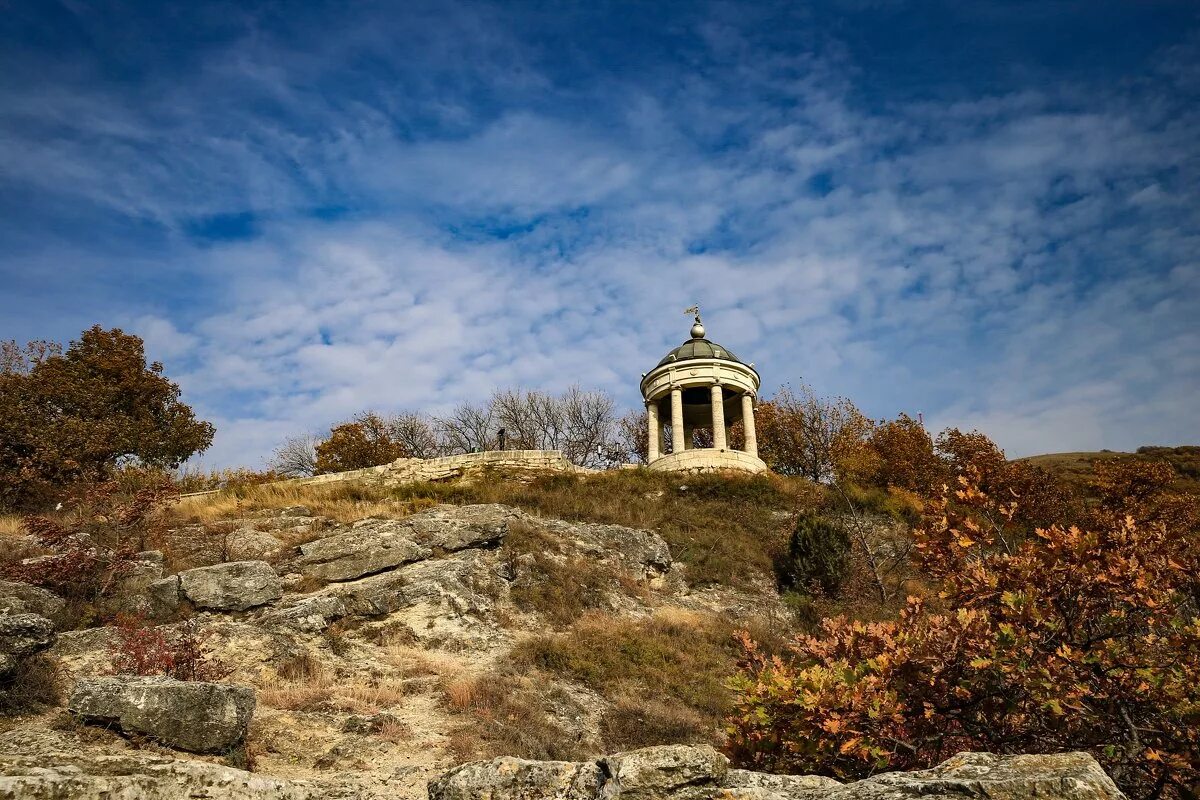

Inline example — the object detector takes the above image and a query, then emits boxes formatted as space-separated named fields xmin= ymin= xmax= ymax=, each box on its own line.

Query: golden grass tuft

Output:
xmin=0 ymin=514 xmax=26 ymax=538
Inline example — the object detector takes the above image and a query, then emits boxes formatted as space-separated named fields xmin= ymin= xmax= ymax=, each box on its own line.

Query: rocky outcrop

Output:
xmin=827 ymin=752 xmax=1125 ymax=800
xmin=0 ymin=728 xmax=323 ymax=800
xmin=294 ymin=504 xmax=515 ymax=582
xmin=432 ymin=757 xmax=604 ymax=800
xmin=0 ymin=581 xmax=65 ymax=619
xmin=0 ymin=613 xmax=55 ymax=676
xmin=68 ymin=676 xmax=255 ymax=754
xmin=601 ymin=745 xmax=728 ymax=800
xmin=428 ymin=746 xmax=1126 ymax=800
xmin=224 ymin=528 xmax=285 ymax=560
xmin=178 ymin=561 xmax=282 ymax=611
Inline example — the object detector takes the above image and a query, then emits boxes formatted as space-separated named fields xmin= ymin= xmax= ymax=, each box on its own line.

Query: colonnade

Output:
xmin=646 ymin=384 xmax=757 ymax=462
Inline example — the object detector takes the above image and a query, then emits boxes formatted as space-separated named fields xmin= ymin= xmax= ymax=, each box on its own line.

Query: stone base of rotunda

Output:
xmin=647 ymin=449 xmax=768 ymax=474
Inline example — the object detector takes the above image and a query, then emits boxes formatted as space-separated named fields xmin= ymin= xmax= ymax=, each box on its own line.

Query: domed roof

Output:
xmin=657 ymin=337 xmax=743 ymax=367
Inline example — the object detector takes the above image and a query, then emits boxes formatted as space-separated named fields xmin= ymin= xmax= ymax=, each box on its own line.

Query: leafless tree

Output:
xmin=269 ymin=434 xmax=320 ymax=477
xmin=560 ymin=385 xmax=619 ymax=468
xmin=618 ymin=409 xmax=649 ymax=464
xmin=387 ymin=411 xmax=442 ymax=459
xmin=435 ymin=402 xmax=496 ymax=454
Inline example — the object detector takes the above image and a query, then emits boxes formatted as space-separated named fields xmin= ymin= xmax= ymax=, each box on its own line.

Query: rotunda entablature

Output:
xmin=640 ymin=358 xmax=760 ymax=402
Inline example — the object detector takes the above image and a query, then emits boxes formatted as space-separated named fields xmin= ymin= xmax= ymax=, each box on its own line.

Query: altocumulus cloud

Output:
xmin=0 ymin=1 xmax=1197 ymax=466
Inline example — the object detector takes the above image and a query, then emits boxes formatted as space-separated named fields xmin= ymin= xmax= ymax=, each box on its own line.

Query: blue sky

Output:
xmin=2 ymin=1 xmax=1198 ymax=467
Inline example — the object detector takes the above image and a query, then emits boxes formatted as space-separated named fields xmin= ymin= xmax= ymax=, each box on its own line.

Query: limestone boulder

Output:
xmin=225 ymin=528 xmax=284 ymax=561
xmin=0 ymin=581 xmax=65 ymax=619
xmin=0 ymin=728 xmax=324 ymax=800
xmin=68 ymin=676 xmax=255 ymax=754
xmin=532 ymin=517 xmax=671 ymax=579
xmin=429 ymin=757 xmax=603 ymax=800
xmin=178 ymin=561 xmax=282 ymax=611
xmin=405 ymin=504 xmax=516 ymax=551
xmin=600 ymin=745 xmax=728 ymax=800
xmin=296 ymin=519 xmax=430 ymax=582
xmin=258 ymin=594 xmax=347 ymax=633
xmin=0 ymin=613 xmax=55 ymax=676
xmin=825 ymin=752 xmax=1125 ymax=800
xmin=725 ymin=770 xmax=841 ymax=796
xmin=295 ymin=504 xmax=515 ymax=582
xmin=145 ymin=576 xmax=182 ymax=619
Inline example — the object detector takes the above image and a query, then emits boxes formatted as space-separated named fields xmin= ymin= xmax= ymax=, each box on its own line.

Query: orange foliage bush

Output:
xmin=729 ymin=465 xmax=1200 ymax=800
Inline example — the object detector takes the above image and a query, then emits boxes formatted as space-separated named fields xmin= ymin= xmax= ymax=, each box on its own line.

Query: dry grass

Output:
xmin=167 ymin=481 xmax=439 ymax=526
xmin=259 ymin=681 xmax=336 ymax=712
xmin=0 ymin=514 xmax=25 ymax=538
xmin=260 ymin=654 xmax=406 ymax=714
xmin=442 ymin=672 xmax=579 ymax=762
xmin=511 ymin=609 xmax=750 ymax=741
xmin=504 ymin=520 xmax=621 ymax=626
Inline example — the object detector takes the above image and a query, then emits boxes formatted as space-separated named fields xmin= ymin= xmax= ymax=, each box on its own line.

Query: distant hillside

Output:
xmin=1021 ymin=445 xmax=1200 ymax=496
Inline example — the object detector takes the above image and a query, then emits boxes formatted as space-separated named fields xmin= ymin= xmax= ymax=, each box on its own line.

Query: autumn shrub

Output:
xmin=2 ymin=478 xmax=171 ymax=608
xmin=109 ymin=615 xmax=229 ymax=681
xmin=775 ymin=515 xmax=849 ymax=598
xmin=728 ymin=470 xmax=1200 ymax=800
xmin=0 ymin=328 xmax=214 ymax=511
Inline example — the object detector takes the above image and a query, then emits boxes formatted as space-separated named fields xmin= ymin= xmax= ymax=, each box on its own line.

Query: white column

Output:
xmin=742 ymin=393 xmax=757 ymax=457
xmin=711 ymin=383 xmax=727 ymax=450
xmin=670 ymin=387 xmax=684 ymax=453
xmin=646 ymin=401 xmax=660 ymax=462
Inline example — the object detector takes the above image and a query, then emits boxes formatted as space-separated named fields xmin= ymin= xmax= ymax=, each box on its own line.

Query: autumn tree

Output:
xmin=755 ymin=385 xmax=874 ymax=483
xmin=0 ymin=327 xmax=214 ymax=511
xmin=864 ymin=414 xmax=946 ymax=494
xmin=314 ymin=412 xmax=413 ymax=474
xmin=728 ymin=468 xmax=1200 ymax=800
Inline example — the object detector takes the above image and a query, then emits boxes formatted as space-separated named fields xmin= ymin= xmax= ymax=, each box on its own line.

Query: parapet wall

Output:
xmin=285 ymin=449 xmax=594 ymax=489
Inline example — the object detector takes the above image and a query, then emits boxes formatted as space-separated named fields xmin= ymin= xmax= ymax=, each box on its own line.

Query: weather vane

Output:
xmin=685 ymin=304 xmax=700 ymax=322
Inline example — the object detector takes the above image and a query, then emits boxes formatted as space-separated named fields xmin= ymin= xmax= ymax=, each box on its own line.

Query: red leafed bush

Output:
xmin=728 ymin=464 xmax=1200 ymax=800
xmin=3 ymin=477 xmax=171 ymax=603
xmin=109 ymin=615 xmax=228 ymax=682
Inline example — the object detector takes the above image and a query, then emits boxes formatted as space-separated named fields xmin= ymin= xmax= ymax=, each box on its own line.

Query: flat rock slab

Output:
xmin=0 ymin=728 xmax=325 ymax=800
xmin=429 ymin=746 xmax=1126 ymax=800
xmin=295 ymin=504 xmax=515 ymax=582
xmin=178 ymin=561 xmax=282 ymax=611
xmin=69 ymin=676 xmax=255 ymax=754
xmin=430 ymin=757 xmax=604 ymax=800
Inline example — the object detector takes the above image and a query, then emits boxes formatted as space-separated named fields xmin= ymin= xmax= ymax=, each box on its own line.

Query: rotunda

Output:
xmin=639 ymin=308 xmax=767 ymax=474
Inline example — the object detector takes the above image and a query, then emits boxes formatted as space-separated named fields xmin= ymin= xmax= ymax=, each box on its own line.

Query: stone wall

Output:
xmin=647 ymin=448 xmax=767 ymax=474
xmin=282 ymin=450 xmax=596 ymax=489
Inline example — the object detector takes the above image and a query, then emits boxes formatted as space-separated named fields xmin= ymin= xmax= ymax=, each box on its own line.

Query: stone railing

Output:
xmin=281 ymin=450 xmax=596 ymax=489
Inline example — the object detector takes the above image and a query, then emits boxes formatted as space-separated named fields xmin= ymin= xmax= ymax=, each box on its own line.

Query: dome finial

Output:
xmin=685 ymin=304 xmax=705 ymax=339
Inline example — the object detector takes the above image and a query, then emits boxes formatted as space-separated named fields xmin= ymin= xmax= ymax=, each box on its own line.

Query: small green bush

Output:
xmin=776 ymin=514 xmax=850 ymax=597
